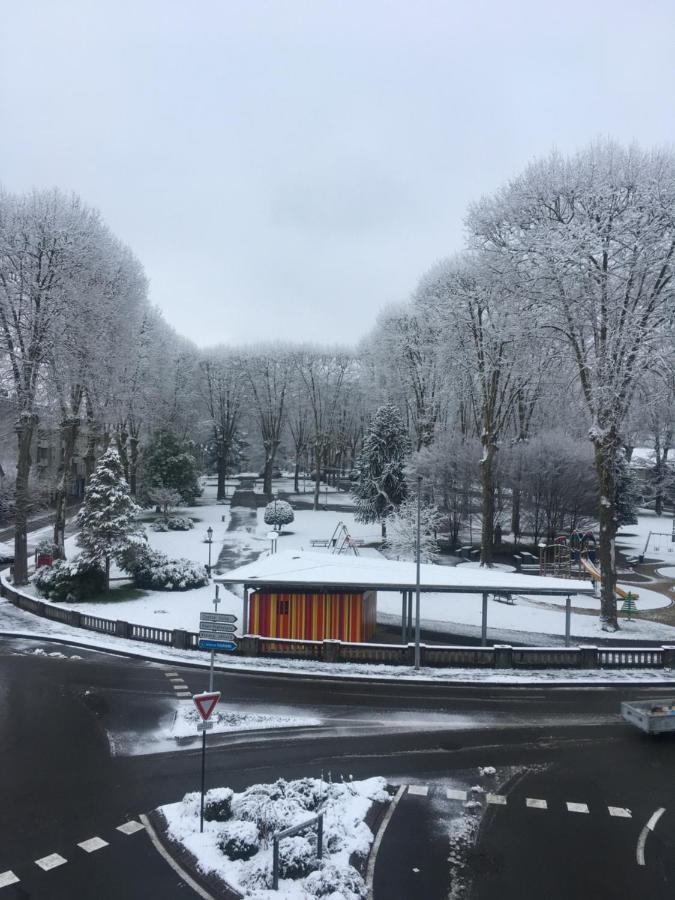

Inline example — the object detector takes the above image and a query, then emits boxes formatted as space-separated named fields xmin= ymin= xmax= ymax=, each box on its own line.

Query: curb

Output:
xmin=366 ymin=785 xmax=406 ymax=900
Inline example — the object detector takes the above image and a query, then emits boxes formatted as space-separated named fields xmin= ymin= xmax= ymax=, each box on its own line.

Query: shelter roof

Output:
xmin=215 ymin=550 xmax=593 ymax=596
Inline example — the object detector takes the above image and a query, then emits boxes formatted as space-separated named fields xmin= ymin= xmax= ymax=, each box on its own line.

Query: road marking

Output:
xmin=35 ymin=853 xmax=67 ymax=871
xmin=78 ymin=837 xmax=109 ymax=853
xmin=567 ymin=803 xmax=589 ymax=814
xmin=117 ymin=820 xmax=145 ymax=835
xmin=0 ymin=871 xmax=19 ymax=888
xmin=486 ymin=793 xmax=507 ymax=806
xmin=140 ymin=814 xmax=216 ymax=900
xmin=407 ymin=785 xmax=429 ymax=796
xmin=526 ymin=798 xmax=547 ymax=809
xmin=608 ymin=807 xmax=632 ymax=818
xmin=446 ymin=789 xmax=467 ymax=801
xmin=637 ymin=807 xmax=666 ymax=866
xmin=176 ymin=691 xmax=192 ymax=698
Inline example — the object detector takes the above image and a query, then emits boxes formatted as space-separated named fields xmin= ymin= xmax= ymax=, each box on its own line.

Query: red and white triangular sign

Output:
xmin=193 ymin=691 xmax=221 ymax=721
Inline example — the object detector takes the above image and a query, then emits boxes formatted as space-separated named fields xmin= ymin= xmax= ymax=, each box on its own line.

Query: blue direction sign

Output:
xmin=199 ymin=638 xmax=237 ymax=652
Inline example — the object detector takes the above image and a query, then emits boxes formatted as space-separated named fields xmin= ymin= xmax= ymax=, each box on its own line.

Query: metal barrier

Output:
xmin=272 ymin=812 xmax=323 ymax=890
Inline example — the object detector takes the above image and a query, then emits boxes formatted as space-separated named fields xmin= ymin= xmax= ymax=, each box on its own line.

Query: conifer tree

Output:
xmin=353 ymin=404 xmax=409 ymax=536
xmin=77 ymin=447 xmax=143 ymax=590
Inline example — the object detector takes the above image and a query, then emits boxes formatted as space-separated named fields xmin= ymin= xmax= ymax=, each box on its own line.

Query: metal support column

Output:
xmin=565 ymin=594 xmax=571 ymax=647
xmin=243 ymin=584 xmax=249 ymax=636
xmin=481 ymin=592 xmax=488 ymax=647
xmin=407 ymin=591 xmax=413 ymax=641
xmin=401 ymin=591 xmax=407 ymax=643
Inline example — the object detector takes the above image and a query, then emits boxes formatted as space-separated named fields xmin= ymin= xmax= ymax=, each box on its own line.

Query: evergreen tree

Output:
xmin=77 ymin=447 xmax=143 ymax=590
xmin=143 ymin=427 xmax=202 ymax=504
xmin=615 ymin=452 xmax=640 ymax=527
xmin=353 ymin=404 xmax=409 ymax=536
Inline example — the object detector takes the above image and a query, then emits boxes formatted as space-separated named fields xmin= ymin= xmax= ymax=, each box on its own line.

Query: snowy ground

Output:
xmin=6 ymin=485 xmax=675 ymax=648
xmin=159 ymin=776 xmax=389 ymax=899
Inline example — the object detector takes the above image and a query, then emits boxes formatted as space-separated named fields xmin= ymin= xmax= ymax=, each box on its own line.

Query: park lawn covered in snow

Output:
xmin=159 ymin=776 xmax=389 ymax=899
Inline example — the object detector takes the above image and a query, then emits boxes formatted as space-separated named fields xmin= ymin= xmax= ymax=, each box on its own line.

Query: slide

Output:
xmin=580 ymin=557 xmax=630 ymax=600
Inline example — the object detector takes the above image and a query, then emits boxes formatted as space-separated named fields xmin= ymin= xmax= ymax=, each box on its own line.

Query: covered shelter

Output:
xmin=216 ymin=550 xmax=594 ymax=646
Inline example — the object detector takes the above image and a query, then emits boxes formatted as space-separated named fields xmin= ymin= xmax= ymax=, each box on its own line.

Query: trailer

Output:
xmin=621 ymin=699 xmax=675 ymax=734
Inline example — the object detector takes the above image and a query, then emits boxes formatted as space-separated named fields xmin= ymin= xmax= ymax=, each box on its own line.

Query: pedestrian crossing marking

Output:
xmin=78 ymin=837 xmax=109 ymax=853
xmin=446 ymin=789 xmax=467 ymax=801
xmin=117 ymin=820 xmax=145 ymax=835
xmin=0 ymin=871 xmax=19 ymax=888
xmin=526 ymin=798 xmax=547 ymax=809
xmin=407 ymin=785 xmax=429 ymax=796
xmin=35 ymin=853 xmax=67 ymax=871
xmin=608 ymin=806 xmax=631 ymax=818
xmin=567 ymin=802 xmax=589 ymax=814
xmin=486 ymin=793 xmax=507 ymax=805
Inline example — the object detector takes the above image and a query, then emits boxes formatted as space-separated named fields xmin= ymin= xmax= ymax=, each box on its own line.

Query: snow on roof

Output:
xmin=215 ymin=550 xmax=593 ymax=596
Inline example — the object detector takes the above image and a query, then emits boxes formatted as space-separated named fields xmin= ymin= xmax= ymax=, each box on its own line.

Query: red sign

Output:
xmin=192 ymin=691 xmax=221 ymax=722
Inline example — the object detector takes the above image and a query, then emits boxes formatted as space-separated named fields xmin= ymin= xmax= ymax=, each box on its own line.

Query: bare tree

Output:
xmin=469 ymin=141 xmax=675 ymax=627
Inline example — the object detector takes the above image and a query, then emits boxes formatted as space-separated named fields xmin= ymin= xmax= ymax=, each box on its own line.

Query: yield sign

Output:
xmin=192 ymin=691 xmax=221 ymax=722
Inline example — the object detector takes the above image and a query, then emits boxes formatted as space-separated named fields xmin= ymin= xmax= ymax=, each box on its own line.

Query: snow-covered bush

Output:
xmin=218 ymin=822 xmax=259 ymax=861
xmin=384 ymin=496 xmax=442 ymax=562
xmin=116 ymin=539 xmax=208 ymax=591
xmin=33 ymin=557 xmax=106 ymax=602
xmin=277 ymin=835 xmax=318 ymax=879
xmin=167 ymin=516 xmax=194 ymax=531
xmin=263 ymin=499 xmax=294 ymax=530
xmin=133 ymin=555 xmax=208 ymax=591
xmin=151 ymin=520 xmax=170 ymax=532
xmin=35 ymin=538 xmax=59 ymax=558
xmin=234 ymin=781 xmax=305 ymax=842
xmin=204 ymin=788 xmax=233 ymax=822
xmin=304 ymin=861 xmax=366 ymax=898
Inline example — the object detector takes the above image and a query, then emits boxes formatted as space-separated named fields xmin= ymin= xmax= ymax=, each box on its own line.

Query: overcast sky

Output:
xmin=2 ymin=1 xmax=674 ymax=348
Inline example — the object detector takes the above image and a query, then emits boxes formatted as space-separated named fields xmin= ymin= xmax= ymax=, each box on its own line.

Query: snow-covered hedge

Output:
xmin=33 ymin=557 xmax=106 ymax=602
xmin=263 ymin=499 xmax=294 ymax=529
xmin=117 ymin=539 xmax=208 ymax=591
xmin=151 ymin=516 xmax=194 ymax=532
xmin=160 ymin=776 xmax=389 ymax=899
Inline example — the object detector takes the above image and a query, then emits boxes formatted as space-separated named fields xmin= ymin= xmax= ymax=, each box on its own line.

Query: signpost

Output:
xmin=194 ymin=586 xmax=239 ymax=833
xmin=193 ymin=690 xmax=221 ymax=833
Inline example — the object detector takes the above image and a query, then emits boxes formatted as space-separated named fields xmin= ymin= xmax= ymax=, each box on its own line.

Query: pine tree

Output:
xmin=77 ymin=447 xmax=144 ymax=590
xmin=353 ymin=404 xmax=409 ymax=536
xmin=143 ymin=427 xmax=201 ymax=504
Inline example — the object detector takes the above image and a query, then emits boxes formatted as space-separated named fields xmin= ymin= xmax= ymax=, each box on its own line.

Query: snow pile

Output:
xmin=172 ymin=705 xmax=320 ymax=739
xmin=160 ymin=776 xmax=389 ymax=898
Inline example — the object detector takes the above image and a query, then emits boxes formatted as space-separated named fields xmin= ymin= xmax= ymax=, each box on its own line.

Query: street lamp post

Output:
xmin=414 ymin=475 xmax=422 ymax=671
xmin=206 ymin=526 xmax=213 ymax=574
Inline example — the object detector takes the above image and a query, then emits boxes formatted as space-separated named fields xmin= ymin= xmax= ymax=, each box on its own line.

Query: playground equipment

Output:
xmin=638 ymin=520 xmax=675 ymax=562
xmin=579 ymin=557 xmax=632 ymax=601
xmin=310 ymin=521 xmax=361 ymax=557
xmin=538 ymin=531 xmax=597 ymax=579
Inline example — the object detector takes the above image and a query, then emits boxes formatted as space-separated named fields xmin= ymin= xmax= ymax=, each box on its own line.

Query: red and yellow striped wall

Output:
xmin=249 ymin=590 xmax=377 ymax=642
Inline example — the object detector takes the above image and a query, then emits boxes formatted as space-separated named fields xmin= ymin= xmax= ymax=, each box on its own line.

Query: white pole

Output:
xmin=414 ymin=475 xmax=422 ymax=670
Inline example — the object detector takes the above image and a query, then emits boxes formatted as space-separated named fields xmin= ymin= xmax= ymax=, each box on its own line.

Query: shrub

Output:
xmin=277 ymin=835 xmax=318 ymax=880
xmin=35 ymin=538 xmax=59 ymax=557
xmin=218 ymin=822 xmax=259 ymax=861
xmin=167 ymin=516 xmax=194 ymax=531
xmin=133 ymin=556 xmax=208 ymax=591
xmin=204 ymin=788 xmax=233 ymax=822
xmin=33 ymin=557 xmax=106 ymax=602
xmin=151 ymin=520 xmax=169 ymax=532
xmin=263 ymin=499 xmax=294 ymax=529
xmin=304 ymin=862 xmax=366 ymax=898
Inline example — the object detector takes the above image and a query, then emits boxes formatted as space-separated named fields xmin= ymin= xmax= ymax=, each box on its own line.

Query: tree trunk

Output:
xmin=313 ymin=445 xmax=321 ymax=511
xmin=216 ymin=437 xmax=226 ymax=501
xmin=511 ymin=489 xmax=521 ymax=545
xmin=480 ymin=438 xmax=496 ymax=567
xmin=53 ymin=417 xmax=80 ymax=559
xmin=593 ymin=436 xmax=619 ymax=631
xmin=263 ymin=450 xmax=274 ymax=496
xmin=13 ymin=414 xmax=37 ymax=585
xmin=116 ymin=425 xmax=130 ymax=482
xmin=294 ymin=460 xmax=300 ymax=494
xmin=128 ymin=430 xmax=139 ymax=497
xmin=105 ymin=554 xmax=110 ymax=593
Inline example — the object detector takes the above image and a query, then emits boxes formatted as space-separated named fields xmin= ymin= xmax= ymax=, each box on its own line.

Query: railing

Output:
xmin=2 ymin=575 xmax=675 ymax=670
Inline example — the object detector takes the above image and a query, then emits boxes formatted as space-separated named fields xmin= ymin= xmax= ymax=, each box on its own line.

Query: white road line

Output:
xmin=486 ymin=793 xmax=507 ymax=806
xmin=35 ymin=853 xmax=67 ymax=871
xmin=637 ymin=807 xmax=666 ymax=867
xmin=567 ymin=802 xmax=589 ymax=814
xmin=140 ymin=814 xmax=216 ymax=900
xmin=172 ymin=683 xmax=189 ymax=690
xmin=176 ymin=691 xmax=192 ymax=698
xmin=446 ymin=789 xmax=467 ymax=802
xmin=526 ymin=798 xmax=548 ymax=809
xmin=78 ymin=837 xmax=109 ymax=853
xmin=0 ymin=871 xmax=19 ymax=888
xmin=407 ymin=785 xmax=429 ymax=797
xmin=608 ymin=807 xmax=632 ymax=818
xmin=117 ymin=820 xmax=145 ymax=835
